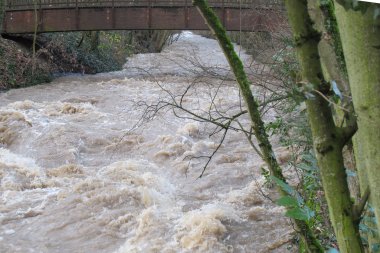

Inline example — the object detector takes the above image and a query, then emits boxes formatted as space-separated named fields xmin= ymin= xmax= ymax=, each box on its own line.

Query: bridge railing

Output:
xmin=4 ymin=0 xmax=283 ymax=11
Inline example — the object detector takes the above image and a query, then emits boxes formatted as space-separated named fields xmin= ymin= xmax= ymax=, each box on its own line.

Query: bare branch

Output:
xmin=236 ymin=120 xmax=264 ymax=159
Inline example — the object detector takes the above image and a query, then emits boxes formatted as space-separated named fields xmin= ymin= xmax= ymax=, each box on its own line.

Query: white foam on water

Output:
xmin=0 ymin=32 xmax=293 ymax=253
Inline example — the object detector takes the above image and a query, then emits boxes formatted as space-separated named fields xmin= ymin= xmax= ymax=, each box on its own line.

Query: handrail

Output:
xmin=4 ymin=0 xmax=283 ymax=11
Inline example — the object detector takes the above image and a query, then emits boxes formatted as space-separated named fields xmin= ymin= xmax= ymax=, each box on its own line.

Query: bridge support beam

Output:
xmin=2 ymin=7 xmax=284 ymax=34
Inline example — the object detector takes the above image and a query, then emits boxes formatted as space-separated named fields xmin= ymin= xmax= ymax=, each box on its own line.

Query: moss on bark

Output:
xmin=285 ymin=0 xmax=364 ymax=252
xmin=334 ymin=2 xmax=380 ymax=233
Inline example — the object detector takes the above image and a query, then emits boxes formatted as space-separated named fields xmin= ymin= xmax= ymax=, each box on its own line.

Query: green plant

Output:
xmin=273 ymin=176 xmax=315 ymax=221
xmin=260 ymin=167 xmax=272 ymax=187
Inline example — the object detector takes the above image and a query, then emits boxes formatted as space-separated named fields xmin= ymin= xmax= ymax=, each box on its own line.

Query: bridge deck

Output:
xmin=2 ymin=0 xmax=284 ymax=33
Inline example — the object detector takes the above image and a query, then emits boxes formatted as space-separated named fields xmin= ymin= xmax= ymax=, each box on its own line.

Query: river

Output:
xmin=0 ymin=32 xmax=294 ymax=253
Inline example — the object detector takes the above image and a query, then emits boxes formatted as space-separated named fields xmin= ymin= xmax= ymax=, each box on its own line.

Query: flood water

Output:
xmin=0 ymin=32 xmax=294 ymax=253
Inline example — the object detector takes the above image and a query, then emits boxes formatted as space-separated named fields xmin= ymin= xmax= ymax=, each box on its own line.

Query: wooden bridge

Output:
xmin=1 ymin=0 xmax=284 ymax=34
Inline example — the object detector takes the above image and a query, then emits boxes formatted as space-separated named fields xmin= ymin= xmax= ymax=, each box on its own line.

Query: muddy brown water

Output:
xmin=0 ymin=32 xmax=294 ymax=253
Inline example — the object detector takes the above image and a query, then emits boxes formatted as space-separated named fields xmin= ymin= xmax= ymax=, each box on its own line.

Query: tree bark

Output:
xmin=90 ymin=31 xmax=100 ymax=53
xmin=333 ymin=2 xmax=380 ymax=232
xmin=284 ymin=0 xmax=364 ymax=252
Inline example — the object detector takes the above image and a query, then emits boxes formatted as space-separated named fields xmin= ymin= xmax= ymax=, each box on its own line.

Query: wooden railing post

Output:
xmin=222 ymin=0 xmax=225 ymax=27
xmin=148 ymin=0 xmax=151 ymax=29
xmin=111 ymin=0 xmax=115 ymax=28
xmin=38 ymin=0 xmax=42 ymax=31
xmin=184 ymin=0 xmax=188 ymax=28
xmin=75 ymin=0 xmax=79 ymax=30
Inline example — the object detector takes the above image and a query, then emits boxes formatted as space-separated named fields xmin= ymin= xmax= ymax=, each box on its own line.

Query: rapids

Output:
xmin=0 ymin=32 xmax=294 ymax=253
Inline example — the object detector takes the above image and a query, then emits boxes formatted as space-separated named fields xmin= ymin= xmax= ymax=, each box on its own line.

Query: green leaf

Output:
xmin=276 ymin=196 xmax=298 ymax=207
xmin=285 ymin=207 xmax=309 ymax=221
xmin=303 ymin=206 xmax=315 ymax=220
xmin=285 ymin=206 xmax=315 ymax=221
xmin=271 ymin=176 xmax=294 ymax=195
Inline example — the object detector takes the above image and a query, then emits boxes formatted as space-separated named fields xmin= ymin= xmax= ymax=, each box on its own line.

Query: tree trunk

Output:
xmin=193 ymin=0 xmax=323 ymax=251
xmin=90 ymin=31 xmax=100 ymax=53
xmin=333 ymin=2 xmax=380 ymax=232
xmin=152 ymin=30 xmax=171 ymax=52
xmin=313 ymin=1 xmax=379 ymax=249
xmin=284 ymin=0 xmax=364 ymax=252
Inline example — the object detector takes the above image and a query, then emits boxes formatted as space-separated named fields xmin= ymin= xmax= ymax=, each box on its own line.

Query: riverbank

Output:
xmin=0 ymin=32 xmax=129 ymax=90
xmin=0 ymin=31 xmax=175 ymax=90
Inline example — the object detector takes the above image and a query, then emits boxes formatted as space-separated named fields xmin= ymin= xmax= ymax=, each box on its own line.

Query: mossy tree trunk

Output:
xmin=284 ymin=0 xmax=364 ymax=252
xmin=313 ymin=1 xmax=379 ymax=249
xmin=193 ymin=0 xmax=323 ymax=251
xmin=333 ymin=2 xmax=380 ymax=232
xmin=151 ymin=30 xmax=172 ymax=52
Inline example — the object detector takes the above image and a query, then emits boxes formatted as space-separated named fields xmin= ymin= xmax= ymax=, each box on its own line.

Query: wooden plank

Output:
xmin=2 ymin=6 xmax=284 ymax=33
xmin=4 ymin=0 xmax=276 ymax=10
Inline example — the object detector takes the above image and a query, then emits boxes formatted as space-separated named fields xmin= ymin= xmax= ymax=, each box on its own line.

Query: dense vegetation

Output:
xmin=0 ymin=30 xmax=174 ymax=90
